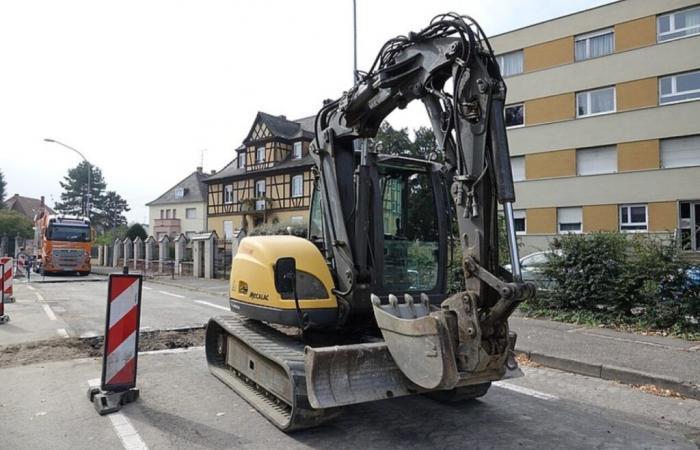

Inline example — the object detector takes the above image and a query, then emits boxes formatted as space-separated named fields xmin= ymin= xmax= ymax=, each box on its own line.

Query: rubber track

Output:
xmin=206 ymin=315 xmax=340 ymax=431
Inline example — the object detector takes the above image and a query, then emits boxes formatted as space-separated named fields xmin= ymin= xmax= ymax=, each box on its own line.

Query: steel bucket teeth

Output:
xmin=371 ymin=294 xmax=459 ymax=390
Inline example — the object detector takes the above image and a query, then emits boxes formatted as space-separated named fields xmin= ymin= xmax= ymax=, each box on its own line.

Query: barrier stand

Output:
xmin=0 ymin=257 xmax=14 ymax=303
xmin=87 ymin=271 xmax=143 ymax=414
xmin=0 ymin=263 xmax=9 ymax=324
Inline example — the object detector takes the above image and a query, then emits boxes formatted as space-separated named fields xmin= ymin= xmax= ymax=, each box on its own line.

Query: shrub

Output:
xmin=248 ymin=221 xmax=308 ymax=238
xmin=532 ymin=232 xmax=699 ymax=333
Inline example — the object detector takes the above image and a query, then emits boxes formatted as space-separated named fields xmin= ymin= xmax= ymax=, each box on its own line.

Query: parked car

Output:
xmin=504 ymin=250 xmax=560 ymax=290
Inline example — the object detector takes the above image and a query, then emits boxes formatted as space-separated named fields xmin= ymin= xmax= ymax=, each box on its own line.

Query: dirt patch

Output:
xmin=631 ymin=383 xmax=685 ymax=399
xmin=0 ymin=328 xmax=205 ymax=368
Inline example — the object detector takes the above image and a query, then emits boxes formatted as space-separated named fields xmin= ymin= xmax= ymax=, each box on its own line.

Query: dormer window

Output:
xmin=174 ymin=187 xmax=185 ymax=199
xmin=256 ymin=146 xmax=265 ymax=163
xmin=293 ymin=142 xmax=303 ymax=160
xmin=237 ymin=152 xmax=245 ymax=169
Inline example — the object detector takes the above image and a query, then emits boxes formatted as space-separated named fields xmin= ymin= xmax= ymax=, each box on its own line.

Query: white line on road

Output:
xmin=158 ymin=290 xmax=185 ymax=298
xmin=26 ymin=285 xmax=36 ymax=291
xmin=57 ymin=328 xmax=69 ymax=338
xmin=35 ymin=292 xmax=45 ymax=302
xmin=42 ymin=304 xmax=57 ymax=321
xmin=194 ymin=300 xmax=229 ymax=311
xmin=142 ymin=286 xmax=152 ymax=291
xmin=86 ymin=379 xmax=149 ymax=450
xmin=493 ymin=381 xmax=558 ymax=401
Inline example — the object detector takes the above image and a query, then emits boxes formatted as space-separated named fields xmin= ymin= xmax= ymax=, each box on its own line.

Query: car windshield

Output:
xmin=522 ymin=253 xmax=547 ymax=267
xmin=47 ymin=224 xmax=90 ymax=242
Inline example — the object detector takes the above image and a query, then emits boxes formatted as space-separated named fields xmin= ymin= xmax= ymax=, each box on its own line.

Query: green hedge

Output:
xmin=527 ymin=233 xmax=699 ymax=333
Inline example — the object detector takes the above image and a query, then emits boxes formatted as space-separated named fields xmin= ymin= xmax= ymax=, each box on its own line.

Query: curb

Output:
xmin=516 ymin=348 xmax=700 ymax=400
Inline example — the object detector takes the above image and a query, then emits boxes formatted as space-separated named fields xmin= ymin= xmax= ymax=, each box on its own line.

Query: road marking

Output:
xmin=57 ymin=328 xmax=69 ymax=338
xmin=42 ymin=304 xmax=57 ymax=321
xmin=26 ymin=285 xmax=36 ymax=291
xmin=493 ymin=381 xmax=558 ymax=401
xmin=86 ymin=379 xmax=148 ymax=450
xmin=194 ymin=300 xmax=229 ymax=311
xmin=142 ymin=286 xmax=152 ymax=290
xmin=35 ymin=292 xmax=45 ymax=302
xmin=158 ymin=290 xmax=185 ymax=298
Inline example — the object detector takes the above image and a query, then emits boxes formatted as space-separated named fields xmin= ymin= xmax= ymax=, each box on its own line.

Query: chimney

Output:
xmin=210 ymin=170 xmax=216 ymax=175
xmin=196 ymin=166 xmax=203 ymax=173
xmin=279 ymin=115 xmax=286 ymax=120
xmin=40 ymin=196 xmax=45 ymax=207
xmin=323 ymin=98 xmax=333 ymax=105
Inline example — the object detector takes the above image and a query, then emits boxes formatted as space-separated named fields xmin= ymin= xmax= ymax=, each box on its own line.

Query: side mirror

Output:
xmin=274 ymin=257 xmax=297 ymax=296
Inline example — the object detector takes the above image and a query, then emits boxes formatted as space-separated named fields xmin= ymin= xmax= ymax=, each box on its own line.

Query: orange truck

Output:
xmin=34 ymin=211 xmax=93 ymax=275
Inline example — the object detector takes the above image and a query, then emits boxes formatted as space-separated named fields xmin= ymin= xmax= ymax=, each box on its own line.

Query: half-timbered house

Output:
xmin=206 ymin=112 xmax=315 ymax=238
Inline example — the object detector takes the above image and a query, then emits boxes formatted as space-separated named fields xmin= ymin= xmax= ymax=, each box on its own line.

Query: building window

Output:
xmin=496 ymin=50 xmax=523 ymax=77
xmin=291 ymin=174 xmax=303 ymax=198
xmin=291 ymin=216 xmax=304 ymax=224
xmin=659 ymin=70 xmax=700 ymax=104
xmin=237 ymin=152 xmax=246 ymax=169
xmin=223 ymin=220 xmax=233 ymax=240
xmin=661 ymin=135 xmax=700 ymax=168
xmin=558 ymin=207 xmax=583 ymax=234
xmin=185 ymin=208 xmax=197 ymax=219
xmin=165 ymin=209 xmax=171 ymax=219
xmin=160 ymin=209 xmax=164 ymax=219
xmin=576 ymin=87 xmax=615 ymax=117
xmin=658 ymin=6 xmax=700 ymax=42
xmin=513 ymin=210 xmax=526 ymax=235
xmin=505 ymin=104 xmax=524 ymax=128
xmin=575 ymin=28 xmax=614 ymax=61
xmin=255 ymin=179 xmax=266 ymax=210
xmin=172 ymin=209 xmax=176 ymax=218
xmin=511 ymin=156 xmax=525 ymax=182
xmin=256 ymin=146 xmax=265 ymax=163
xmin=224 ymin=185 xmax=234 ymax=204
xmin=620 ymin=204 xmax=648 ymax=232
xmin=174 ymin=187 xmax=185 ymax=199
xmin=293 ymin=142 xmax=303 ymax=160
xmin=576 ymin=145 xmax=617 ymax=175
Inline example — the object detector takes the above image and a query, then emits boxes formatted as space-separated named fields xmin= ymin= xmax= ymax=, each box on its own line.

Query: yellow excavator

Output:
xmin=205 ymin=12 xmax=536 ymax=431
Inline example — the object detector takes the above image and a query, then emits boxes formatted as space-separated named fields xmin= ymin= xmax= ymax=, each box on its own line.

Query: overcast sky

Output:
xmin=1 ymin=0 xmax=614 ymax=224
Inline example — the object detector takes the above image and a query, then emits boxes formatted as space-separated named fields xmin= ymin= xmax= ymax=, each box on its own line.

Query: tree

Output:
xmin=374 ymin=122 xmax=413 ymax=156
xmin=98 ymin=191 xmax=130 ymax=230
xmin=126 ymin=223 xmax=147 ymax=242
xmin=0 ymin=210 xmax=33 ymax=239
xmin=0 ymin=169 xmax=6 ymax=209
xmin=54 ymin=161 xmax=107 ymax=219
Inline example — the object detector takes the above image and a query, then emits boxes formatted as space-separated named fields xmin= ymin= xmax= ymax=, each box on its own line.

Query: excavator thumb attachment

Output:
xmin=371 ymin=294 xmax=460 ymax=390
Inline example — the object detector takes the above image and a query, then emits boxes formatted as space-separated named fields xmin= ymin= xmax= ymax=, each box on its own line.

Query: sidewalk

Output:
xmin=89 ymin=268 xmax=700 ymax=399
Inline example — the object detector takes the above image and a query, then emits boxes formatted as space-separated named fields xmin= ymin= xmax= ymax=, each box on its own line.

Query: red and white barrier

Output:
xmin=0 ymin=257 xmax=13 ymax=303
xmin=88 ymin=273 xmax=142 ymax=414
xmin=0 ymin=263 xmax=8 ymax=324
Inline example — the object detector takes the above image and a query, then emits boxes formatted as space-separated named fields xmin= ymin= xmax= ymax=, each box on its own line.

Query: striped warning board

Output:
xmin=0 ymin=257 xmax=12 ymax=303
xmin=101 ymin=274 xmax=142 ymax=391
xmin=0 ymin=263 xmax=7 ymax=323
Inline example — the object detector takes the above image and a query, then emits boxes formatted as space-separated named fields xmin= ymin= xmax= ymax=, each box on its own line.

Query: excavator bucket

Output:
xmin=370 ymin=294 xmax=460 ymax=390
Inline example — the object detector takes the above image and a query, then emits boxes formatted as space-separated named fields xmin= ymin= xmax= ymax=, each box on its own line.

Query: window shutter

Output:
xmin=577 ymin=146 xmax=617 ymax=175
xmin=661 ymin=135 xmax=700 ymax=168
xmin=511 ymin=156 xmax=525 ymax=181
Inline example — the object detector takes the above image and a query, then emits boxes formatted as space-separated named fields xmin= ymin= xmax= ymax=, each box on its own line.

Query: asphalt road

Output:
xmin=1 ymin=348 xmax=698 ymax=450
xmin=1 ymin=276 xmax=229 ymax=344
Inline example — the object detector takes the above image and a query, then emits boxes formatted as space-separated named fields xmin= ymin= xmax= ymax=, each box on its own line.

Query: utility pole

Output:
xmin=353 ymin=0 xmax=358 ymax=83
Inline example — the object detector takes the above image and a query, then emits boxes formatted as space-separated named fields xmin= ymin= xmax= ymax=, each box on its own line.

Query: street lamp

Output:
xmin=44 ymin=138 xmax=92 ymax=220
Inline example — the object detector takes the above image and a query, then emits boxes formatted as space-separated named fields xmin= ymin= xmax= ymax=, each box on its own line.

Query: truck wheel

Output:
xmin=423 ymin=382 xmax=491 ymax=404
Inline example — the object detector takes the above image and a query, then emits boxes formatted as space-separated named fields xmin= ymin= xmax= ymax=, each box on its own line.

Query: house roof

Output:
xmin=146 ymin=169 xmax=209 ymax=206
xmin=207 ymin=112 xmax=316 ymax=183
xmin=4 ymin=194 xmax=54 ymax=220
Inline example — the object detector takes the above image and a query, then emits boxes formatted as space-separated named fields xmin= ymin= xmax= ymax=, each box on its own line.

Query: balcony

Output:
xmin=154 ymin=218 xmax=181 ymax=235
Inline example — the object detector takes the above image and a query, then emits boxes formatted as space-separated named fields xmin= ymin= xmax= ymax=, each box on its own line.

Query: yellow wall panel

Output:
xmin=648 ymin=201 xmax=677 ymax=231
xmin=524 ymin=93 xmax=575 ymax=125
xmin=526 ymin=149 xmax=576 ymax=180
xmin=526 ymin=208 xmax=557 ymax=234
xmin=524 ymin=36 xmax=574 ymax=72
xmin=617 ymin=77 xmax=658 ymax=112
xmin=582 ymin=204 xmax=618 ymax=232
xmin=615 ymin=16 xmax=656 ymax=52
xmin=618 ymin=140 xmax=659 ymax=172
